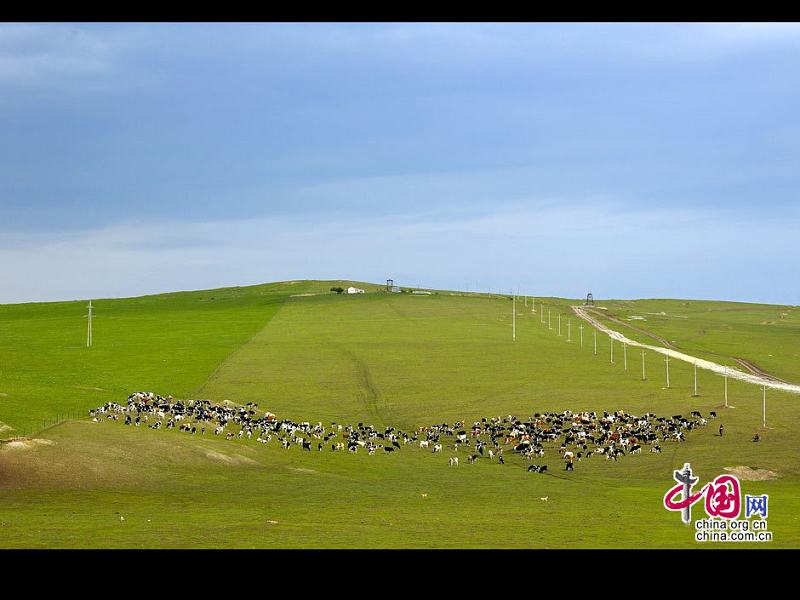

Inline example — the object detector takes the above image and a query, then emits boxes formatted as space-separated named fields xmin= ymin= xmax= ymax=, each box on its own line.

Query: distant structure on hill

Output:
xmin=386 ymin=278 xmax=401 ymax=293
xmin=585 ymin=292 xmax=594 ymax=306
xmin=347 ymin=286 xmax=365 ymax=294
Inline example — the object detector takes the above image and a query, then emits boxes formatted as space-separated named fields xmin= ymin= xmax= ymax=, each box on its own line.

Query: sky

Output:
xmin=1 ymin=22 xmax=799 ymax=304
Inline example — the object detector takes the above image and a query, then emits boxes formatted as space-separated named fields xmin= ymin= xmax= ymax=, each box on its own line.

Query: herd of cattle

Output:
xmin=89 ymin=392 xmax=714 ymax=473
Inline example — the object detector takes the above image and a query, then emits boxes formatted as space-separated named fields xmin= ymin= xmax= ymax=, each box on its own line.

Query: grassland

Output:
xmin=0 ymin=279 xmax=378 ymax=436
xmin=1 ymin=283 xmax=798 ymax=548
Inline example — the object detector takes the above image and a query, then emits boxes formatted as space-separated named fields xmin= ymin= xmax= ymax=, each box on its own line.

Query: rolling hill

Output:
xmin=1 ymin=281 xmax=797 ymax=548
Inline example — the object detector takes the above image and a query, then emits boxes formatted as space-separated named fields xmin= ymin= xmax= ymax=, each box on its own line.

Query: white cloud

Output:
xmin=0 ymin=200 xmax=796 ymax=305
xmin=2 ymin=22 xmax=798 ymax=97
xmin=0 ymin=23 xmax=164 ymax=95
xmin=0 ymin=24 xmax=114 ymax=87
xmin=254 ymin=22 xmax=800 ymax=69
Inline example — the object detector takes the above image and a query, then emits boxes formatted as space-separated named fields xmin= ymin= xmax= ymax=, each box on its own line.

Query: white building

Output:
xmin=347 ymin=287 xmax=365 ymax=294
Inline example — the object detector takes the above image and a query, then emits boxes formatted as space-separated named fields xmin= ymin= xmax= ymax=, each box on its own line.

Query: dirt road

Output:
xmin=572 ymin=305 xmax=800 ymax=395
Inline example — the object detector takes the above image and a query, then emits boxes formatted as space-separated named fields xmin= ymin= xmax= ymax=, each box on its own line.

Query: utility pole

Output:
xmin=610 ymin=338 xmax=614 ymax=364
xmin=642 ymin=350 xmax=646 ymax=380
xmin=532 ymin=297 xmax=536 ymax=313
xmin=548 ymin=310 xmax=552 ymax=330
xmin=593 ymin=329 xmax=597 ymax=356
xmin=558 ymin=314 xmax=562 ymax=336
xmin=623 ymin=343 xmax=627 ymax=371
xmin=567 ymin=319 xmax=571 ymax=342
xmin=665 ymin=355 xmax=670 ymax=388
xmin=86 ymin=300 xmax=93 ymax=347
xmin=724 ymin=367 xmax=728 ymax=408
xmin=692 ymin=362 xmax=699 ymax=397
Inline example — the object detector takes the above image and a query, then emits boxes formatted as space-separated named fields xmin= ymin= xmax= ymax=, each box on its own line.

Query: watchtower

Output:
xmin=585 ymin=292 xmax=594 ymax=306
xmin=386 ymin=279 xmax=393 ymax=291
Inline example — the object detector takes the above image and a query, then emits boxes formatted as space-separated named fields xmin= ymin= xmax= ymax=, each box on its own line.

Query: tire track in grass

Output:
xmin=339 ymin=346 xmax=384 ymax=427
xmin=585 ymin=308 xmax=676 ymax=349
xmin=732 ymin=357 xmax=790 ymax=385
xmin=586 ymin=307 xmax=791 ymax=385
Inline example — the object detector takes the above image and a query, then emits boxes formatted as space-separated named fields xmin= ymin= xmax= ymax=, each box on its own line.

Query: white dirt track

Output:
xmin=571 ymin=306 xmax=800 ymax=395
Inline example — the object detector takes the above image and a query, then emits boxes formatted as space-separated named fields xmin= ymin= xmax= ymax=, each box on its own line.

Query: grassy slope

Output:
xmin=1 ymin=284 xmax=798 ymax=548
xmin=0 ymin=279 xmax=376 ymax=436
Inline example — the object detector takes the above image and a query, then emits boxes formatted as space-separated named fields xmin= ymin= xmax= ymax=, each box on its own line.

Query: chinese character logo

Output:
xmin=745 ymin=495 xmax=768 ymax=519
xmin=704 ymin=474 xmax=741 ymax=519
xmin=664 ymin=463 xmax=742 ymax=522
xmin=664 ymin=463 xmax=702 ymax=523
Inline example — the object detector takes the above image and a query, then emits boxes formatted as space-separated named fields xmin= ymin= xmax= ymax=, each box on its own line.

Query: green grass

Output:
xmin=0 ymin=279 xmax=375 ymax=435
xmin=1 ymin=283 xmax=798 ymax=548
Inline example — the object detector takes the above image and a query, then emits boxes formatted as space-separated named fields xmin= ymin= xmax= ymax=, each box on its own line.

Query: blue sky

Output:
xmin=1 ymin=22 xmax=799 ymax=304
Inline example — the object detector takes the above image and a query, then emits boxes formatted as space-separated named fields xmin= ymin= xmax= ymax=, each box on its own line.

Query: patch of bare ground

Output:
xmin=204 ymin=450 xmax=258 ymax=466
xmin=723 ymin=466 xmax=779 ymax=481
xmin=0 ymin=438 xmax=56 ymax=451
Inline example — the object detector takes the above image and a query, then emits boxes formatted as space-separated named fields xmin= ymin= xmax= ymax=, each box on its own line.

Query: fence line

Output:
xmin=1 ymin=409 xmax=79 ymax=443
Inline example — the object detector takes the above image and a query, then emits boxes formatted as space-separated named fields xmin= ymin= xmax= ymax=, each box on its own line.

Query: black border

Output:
xmin=3 ymin=8 xmax=800 ymax=22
